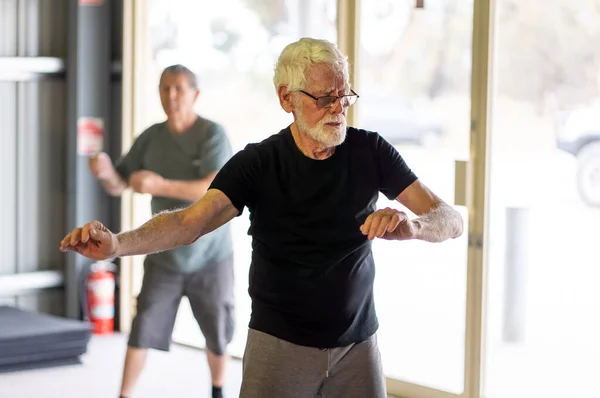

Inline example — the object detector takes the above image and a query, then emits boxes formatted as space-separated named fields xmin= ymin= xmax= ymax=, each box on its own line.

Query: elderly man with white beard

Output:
xmin=60 ymin=37 xmax=463 ymax=398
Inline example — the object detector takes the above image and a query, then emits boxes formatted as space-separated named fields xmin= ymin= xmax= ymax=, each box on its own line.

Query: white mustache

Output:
xmin=321 ymin=117 xmax=345 ymax=124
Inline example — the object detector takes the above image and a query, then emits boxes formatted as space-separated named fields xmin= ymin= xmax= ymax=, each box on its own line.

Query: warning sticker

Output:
xmin=77 ymin=117 xmax=104 ymax=156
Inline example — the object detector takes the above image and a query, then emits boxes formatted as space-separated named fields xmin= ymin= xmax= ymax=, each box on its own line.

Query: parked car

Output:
xmin=358 ymin=96 xmax=444 ymax=146
xmin=555 ymin=102 xmax=600 ymax=207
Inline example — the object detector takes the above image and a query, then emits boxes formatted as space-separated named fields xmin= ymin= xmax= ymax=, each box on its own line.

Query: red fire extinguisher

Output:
xmin=87 ymin=261 xmax=115 ymax=335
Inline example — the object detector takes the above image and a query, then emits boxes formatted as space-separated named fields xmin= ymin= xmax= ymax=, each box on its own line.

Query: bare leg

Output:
xmin=206 ymin=348 xmax=228 ymax=387
xmin=119 ymin=347 xmax=148 ymax=397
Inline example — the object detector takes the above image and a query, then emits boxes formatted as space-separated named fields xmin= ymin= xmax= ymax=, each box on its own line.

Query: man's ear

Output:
xmin=278 ymin=85 xmax=294 ymax=113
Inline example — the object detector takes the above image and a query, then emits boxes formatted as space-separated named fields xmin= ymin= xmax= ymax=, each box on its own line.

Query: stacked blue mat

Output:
xmin=0 ymin=306 xmax=91 ymax=373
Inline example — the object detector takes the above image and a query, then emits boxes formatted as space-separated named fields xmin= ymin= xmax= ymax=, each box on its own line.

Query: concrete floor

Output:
xmin=0 ymin=333 xmax=243 ymax=398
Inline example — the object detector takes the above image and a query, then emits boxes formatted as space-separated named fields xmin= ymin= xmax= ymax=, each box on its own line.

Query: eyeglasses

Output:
xmin=298 ymin=89 xmax=360 ymax=109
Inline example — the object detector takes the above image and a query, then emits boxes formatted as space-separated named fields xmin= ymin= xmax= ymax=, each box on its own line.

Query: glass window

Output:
xmin=357 ymin=0 xmax=473 ymax=393
xmin=486 ymin=1 xmax=600 ymax=396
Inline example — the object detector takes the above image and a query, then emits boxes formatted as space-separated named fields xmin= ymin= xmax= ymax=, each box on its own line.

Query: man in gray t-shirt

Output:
xmin=88 ymin=65 xmax=234 ymax=398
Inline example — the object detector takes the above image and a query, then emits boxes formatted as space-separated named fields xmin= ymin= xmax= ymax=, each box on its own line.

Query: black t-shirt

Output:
xmin=210 ymin=126 xmax=417 ymax=348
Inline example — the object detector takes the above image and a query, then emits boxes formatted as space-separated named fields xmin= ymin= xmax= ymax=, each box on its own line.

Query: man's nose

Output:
xmin=330 ymin=98 xmax=345 ymax=115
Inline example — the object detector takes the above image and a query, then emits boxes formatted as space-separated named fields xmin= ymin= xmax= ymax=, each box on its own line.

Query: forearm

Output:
xmin=413 ymin=203 xmax=464 ymax=243
xmin=115 ymin=210 xmax=197 ymax=257
xmin=99 ymin=171 xmax=128 ymax=196
xmin=154 ymin=176 xmax=213 ymax=202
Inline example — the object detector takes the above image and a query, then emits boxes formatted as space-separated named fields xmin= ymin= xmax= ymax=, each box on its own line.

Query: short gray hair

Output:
xmin=160 ymin=64 xmax=198 ymax=90
xmin=273 ymin=38 xmax=349 ymax=93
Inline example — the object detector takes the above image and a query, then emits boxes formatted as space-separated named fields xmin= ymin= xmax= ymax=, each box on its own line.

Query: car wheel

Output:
xmin=576 ymin=141 xmax=600 ymax=207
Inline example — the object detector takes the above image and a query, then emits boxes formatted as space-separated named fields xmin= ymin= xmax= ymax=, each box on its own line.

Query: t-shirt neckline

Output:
xmin=283 ymin=125 xmax=345 ymax=163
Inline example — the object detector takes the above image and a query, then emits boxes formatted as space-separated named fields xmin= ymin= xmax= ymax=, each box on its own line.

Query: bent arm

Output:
xmin=99 ymin=170 xmax=128 ymax=196
xmin=396 ymin=180 xmax=464 ymax=243
xmin=115 ymin=189 xmax=238 ymax=257
xmin=154 ymin=171 xmax=218 ymax=202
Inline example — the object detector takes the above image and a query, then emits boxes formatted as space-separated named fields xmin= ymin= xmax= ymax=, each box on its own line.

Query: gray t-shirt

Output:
xmin=115 ymin=116 xmax=233 ymax=273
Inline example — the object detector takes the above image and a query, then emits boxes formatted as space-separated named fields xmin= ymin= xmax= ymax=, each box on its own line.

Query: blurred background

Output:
xmin=1 ymin=1 xmax=599 ymax=397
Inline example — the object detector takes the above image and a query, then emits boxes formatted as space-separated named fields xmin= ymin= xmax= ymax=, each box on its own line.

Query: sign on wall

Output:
xmin=77 ymin=117 xmax=104 ymax=156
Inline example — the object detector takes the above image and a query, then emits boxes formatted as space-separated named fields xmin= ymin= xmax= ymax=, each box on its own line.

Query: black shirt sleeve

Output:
xmin=374 ymin=133 xmax=418 ymax=200
xmin=209 ymin=143 xmax=262 ymax=216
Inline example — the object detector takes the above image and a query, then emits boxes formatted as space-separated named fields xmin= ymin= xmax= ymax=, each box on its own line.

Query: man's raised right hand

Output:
xmin=59 ymin=220 xmax=119 ymax=260
xmin=88 ymin=152 xmax=115 ymax=180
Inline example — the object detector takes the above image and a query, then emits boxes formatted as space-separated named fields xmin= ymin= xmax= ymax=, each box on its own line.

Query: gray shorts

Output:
xmin=128 ymin=255 xmax=235 ymax=356
xmin=241 ymin=329 xmax=386 ymax=398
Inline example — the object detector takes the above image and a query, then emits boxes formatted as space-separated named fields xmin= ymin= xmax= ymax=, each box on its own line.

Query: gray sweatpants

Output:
xmin=241 ymin=329 xmax=386 ymax=398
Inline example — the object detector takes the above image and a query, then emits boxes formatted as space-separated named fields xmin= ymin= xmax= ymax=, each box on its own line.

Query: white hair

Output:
xmin=273 ymin=38 xmax=350 ymax=93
